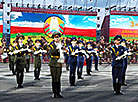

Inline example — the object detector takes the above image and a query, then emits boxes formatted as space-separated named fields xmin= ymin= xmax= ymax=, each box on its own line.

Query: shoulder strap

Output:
xmin=69 ymin=46 xmax=73 ymax=52
xmin=111 ymin=47 xmax=119 ymax=56
xmin=50 ymin=45 xmax=54 ymax=49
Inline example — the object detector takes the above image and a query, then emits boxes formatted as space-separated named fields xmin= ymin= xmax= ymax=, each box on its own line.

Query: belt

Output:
xmin=70 ymin=55 xmax=77 ymax=57
xmin=51 ymin=55 xmax=60 ymax=58
xmin=17 ymin=55 xmax=24 ymax=57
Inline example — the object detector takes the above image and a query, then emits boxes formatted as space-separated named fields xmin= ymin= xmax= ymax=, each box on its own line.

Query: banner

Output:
xmin=0 ymin=10 xmax=97 ymax=43
xmin=110 ymin=15 xmax=138 ymax=41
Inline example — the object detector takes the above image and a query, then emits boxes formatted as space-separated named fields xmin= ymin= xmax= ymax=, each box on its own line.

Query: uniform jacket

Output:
xmin=68 ymin=45 xmax=78 ymax=56
xmin=48 ymin=41 xmax=62 ymax=68
xmin=110 ymin=45 xmax=125 ymax=68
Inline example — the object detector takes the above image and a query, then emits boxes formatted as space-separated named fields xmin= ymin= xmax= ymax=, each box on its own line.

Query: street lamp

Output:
xmin=27 ymin=3 xmax=29 ymax=8
xmin=87 ymin=7 xmax=92 ymax=11
xmin=58 ymin=5 xmax=62 ymax=9
xmin=78 ymin=6 xmax=82 ymax=11
xmin=48 ymin=5 xmax=51 ymax=9
xmin=68 ymin=6 xmax=72 ymax=10
xmin=16 ymin=3 xmax=18 ymax=7
xmin=38 ymin=4 xmax=40 ymax=8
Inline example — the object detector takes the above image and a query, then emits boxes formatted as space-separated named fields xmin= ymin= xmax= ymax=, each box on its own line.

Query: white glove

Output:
xmin=39 ymin=49 xmax=42 ymax=52
xmin=71 ymin=52 xmax=75 ymax=55
xmin=74 ymin=49 xmax=79 ymax=54
xmin=86 ymin=54 xmax=90 ymax=59
xmin=127 ymin=52 xmax=132 ymax=56
xmin=56 ymin=44 xmax=62 ymax=49
xmin=87 ymin=51 xmax=91 ymax=54
xmin=40 ymin=50 xmax=46 ymax=53
xmin=14 ymin=50 xmax=19 ymax=54
xmin=42 ymin=50 xmax=47 ymax=53
xmin=100 ymin=52 xmax=103 ymax=54
xmin=94 ymin=50 xmax=97 ymax=54
xmin=96 ymin=53 xmax=98 ymax=56
xmin=81 ymin=50 xmax=85 ymax=54
xmin=34 ymin=51 xmax=38 ymax=55
xmin=9 ymin=52 xmax=13 ymax=55
xmin=124 ymin=51 xmax=127 ymax=55
xmin=28 ymin=49 xmax=32 ymax=52
xmin=116 ymin=56 xmax=121 ymax=60
xmin=20 ymin=48 xmax=24 ymax=52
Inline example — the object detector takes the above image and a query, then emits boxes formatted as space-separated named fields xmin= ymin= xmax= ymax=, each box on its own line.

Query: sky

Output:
xmin=110 ymin=15 xmax=138 ymax=29
xmin=0 ymin=0 xmax=138 ymax=30
xmin=0 ymin=0 xmax=137 ymax=8
xmin=0 ymin=9 xmax=97 ymax=29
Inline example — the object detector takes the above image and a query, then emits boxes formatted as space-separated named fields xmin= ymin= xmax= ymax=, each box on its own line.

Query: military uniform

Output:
xmin=65 ymin=50 xmax=69 ymax=71
xmin=15 ymin=45 xmax=26 ymax=88
xmin=120 ymin=39 xmax=128 ymax=86
xmin=68 ymin=37 xmax=78 ymax=86
xmin=15 ymin=35 xmax=26 ymax=88
xmin=64 ymin=38 xmax=70 ymax=71
xmin=33 ymin=40 xmax=42 ymax=80
xmin=2 ymin=47 xmax=7 ymax=63
xmin=92 ymin=43 xmax=99 ymax=71
xmin=48 ymin=32 xmax=63 ymax=98
xmin=25 ymin=53 xmax=31 ymax=72
xmin=94 ymin=52 xmax=99 ymax=71
xmin=86 ymin=41 xmax=93 ymax=75
xmin=110 ymin=35 xmax=125 ymax=95
xmin=77 ymin=40 xmax=85 ymax=79
xmin=7 ymin=44 xmax=16 ymax=75
xmin=25 ymin=44 xmax=31 ymax=72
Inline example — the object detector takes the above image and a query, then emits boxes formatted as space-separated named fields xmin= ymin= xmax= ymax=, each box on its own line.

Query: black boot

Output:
xmin=56 ymin=82 xmax=64 ymax=98
xmin=86 ymin=66 xmax=91 ymax=75
xmin=16 ymin=84 xmax=23 ymax=88
xmin=122 ymin=79 xmax=127 ymax=86
xmin=26 ymin=60 xmax=30 ymax=72
xmin=51 ymin=82 xmax=57 ymax=98
xmin=66 ymin=64 xmax=69 ymax=71
xmin=122 ymin=82 xmax=127 ymax=86
xmin=69 ymin=76 xmax=72 ymax=86
xmin=70 ymin=76 xmax=76 ymax=86
xmin=116 ymin=83 xmax=124 ymax=95
xmin=113 ymin=83 xmax=117 ymax=94
xmin=95 ymin=64 xmax=98 ymax=71
xmin=9 ymin=63 xmax=12 ymax=70
xmin=34 ymin=68 xmax=40 ymax=80
xmin=78 ymin=72 xmax=83 ymax=79
xmin=71 ymin=76 xmax=76 ymax=86
xmin=16 ymin=72 xmax=24 ymax=88
xmin=11 ymin=63 xmax=16 ymax=75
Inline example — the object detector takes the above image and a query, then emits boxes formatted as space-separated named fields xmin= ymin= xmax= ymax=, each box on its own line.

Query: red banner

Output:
xmin=110 ymin=28 xmax=138 ymax=37
xmin=0 ymin=25 xmax=96 ymax=37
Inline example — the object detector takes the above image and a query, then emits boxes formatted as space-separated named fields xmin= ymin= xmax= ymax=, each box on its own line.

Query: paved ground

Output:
xmin=0 ymin=63 xmax=138 ymax=102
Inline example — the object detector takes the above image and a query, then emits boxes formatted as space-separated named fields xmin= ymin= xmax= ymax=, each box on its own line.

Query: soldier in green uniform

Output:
xmin=1 ymin=46 xmax=8 ymax=63
xmin=7 ymin=44 xmax=16 ymax=75
xmin=12 ymin=40 xmax=18 ymax=74
xmin=33 ymin=39 xmax=42 ymax=80
xmin=15 ymin=34 xmax=26 ymax=88
xmin=48 ymin=32 xmax=64 ymax=98
xmin=25 ymin=43 xmax=31 ymax=72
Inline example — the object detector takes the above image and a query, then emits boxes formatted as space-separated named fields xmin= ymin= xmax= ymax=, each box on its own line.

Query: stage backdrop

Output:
xmin=110 ymin=15 xmax=138 ymax=41
xmin=0 ymin=10 xmax=96 ymax=44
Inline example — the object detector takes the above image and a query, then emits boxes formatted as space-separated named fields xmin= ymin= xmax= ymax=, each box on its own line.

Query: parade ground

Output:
xmin=0 ymin=63 xmax=138 ymax=102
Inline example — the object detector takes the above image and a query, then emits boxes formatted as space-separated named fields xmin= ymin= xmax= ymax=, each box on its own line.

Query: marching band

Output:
xmin=0 ymin=32 xmax=134 ymax=97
